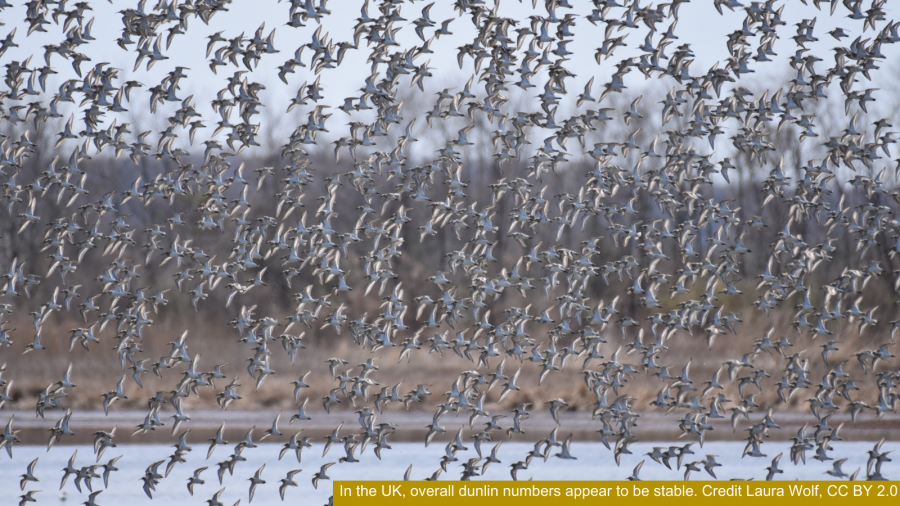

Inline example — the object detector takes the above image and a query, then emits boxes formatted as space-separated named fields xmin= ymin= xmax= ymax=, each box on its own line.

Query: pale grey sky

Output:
xmin=2 ymin=0 xmax=898 ymax=163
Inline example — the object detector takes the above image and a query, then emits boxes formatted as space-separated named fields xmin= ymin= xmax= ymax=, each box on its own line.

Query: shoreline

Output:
xmin=5 ymin=409 xmax=899 ymax=445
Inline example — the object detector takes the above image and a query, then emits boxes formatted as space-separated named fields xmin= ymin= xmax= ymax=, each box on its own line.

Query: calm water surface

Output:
xmin=0 ymin=441 xmax=894 ymax=505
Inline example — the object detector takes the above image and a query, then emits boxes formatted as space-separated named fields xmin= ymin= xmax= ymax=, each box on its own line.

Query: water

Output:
xmin=0 ymin=441 xmax=894 ymax=505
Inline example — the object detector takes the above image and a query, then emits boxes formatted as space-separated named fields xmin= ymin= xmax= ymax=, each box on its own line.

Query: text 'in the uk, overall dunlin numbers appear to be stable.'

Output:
xmin=334 ymin=481 xmax=900 ymax=505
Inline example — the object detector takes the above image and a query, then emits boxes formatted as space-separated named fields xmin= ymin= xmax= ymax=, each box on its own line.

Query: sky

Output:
xmin=2 ymin=0 xmax=898 ymax=164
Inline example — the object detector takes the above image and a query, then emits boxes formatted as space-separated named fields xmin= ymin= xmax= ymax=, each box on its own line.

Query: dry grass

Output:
xmin=2 ymin=307 xmax=894 ymax=428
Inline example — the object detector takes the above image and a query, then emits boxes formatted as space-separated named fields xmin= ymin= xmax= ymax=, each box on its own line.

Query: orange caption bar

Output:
xmin=334 ymin=481 xmax=900 ymax=505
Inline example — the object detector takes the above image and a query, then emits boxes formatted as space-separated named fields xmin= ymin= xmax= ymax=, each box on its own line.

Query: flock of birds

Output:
xmin=1 ymin=0 xmax=900 ymax=503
